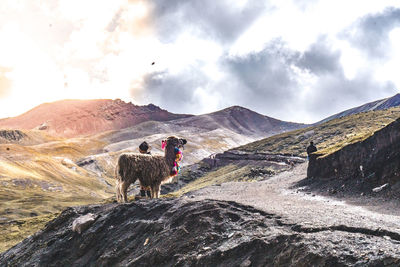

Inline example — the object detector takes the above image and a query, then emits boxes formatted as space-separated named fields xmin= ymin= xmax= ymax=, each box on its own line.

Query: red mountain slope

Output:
xmin=0 ymin=99 xmax=192 ymax=137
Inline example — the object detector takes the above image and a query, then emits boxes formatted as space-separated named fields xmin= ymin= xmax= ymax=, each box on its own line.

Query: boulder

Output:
xmin=72 ymin=213 xmax=97 ymax=234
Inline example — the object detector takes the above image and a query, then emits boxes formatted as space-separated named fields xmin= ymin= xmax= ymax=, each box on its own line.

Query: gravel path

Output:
xmin=187 ymin=163 xmax=400 ymax=235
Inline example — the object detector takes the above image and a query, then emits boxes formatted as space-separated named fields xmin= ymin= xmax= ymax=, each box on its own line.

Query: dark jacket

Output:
xmin=307 ymin=144 xmax=317 ymax=155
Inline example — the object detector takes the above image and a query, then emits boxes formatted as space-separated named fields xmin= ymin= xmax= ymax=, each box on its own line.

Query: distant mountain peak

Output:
xmin=173 ymin=105 xmax=306 ymax=138
xmin=224 ymin=105 xmax=248 ymax=110
xmin=318 ymin=92 xmax=400 ymax=124
xmin=213 ymin=106 xmax=262 ymax=117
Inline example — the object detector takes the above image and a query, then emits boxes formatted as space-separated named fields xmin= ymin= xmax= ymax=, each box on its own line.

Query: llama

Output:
xmin=115 ymin=136 xmax=186 ymax=202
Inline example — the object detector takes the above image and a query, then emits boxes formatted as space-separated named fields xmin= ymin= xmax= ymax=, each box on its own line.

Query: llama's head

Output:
xmin=162 ymin=136 xmax=187 ymax=167
xmin=162 ymin=136 xmax=187 ymax=150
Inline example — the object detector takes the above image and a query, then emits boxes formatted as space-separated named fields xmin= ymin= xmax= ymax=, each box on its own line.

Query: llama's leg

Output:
xmin=151 ymin=185 xmax=161 ymax=198
xmin=156 ymin=185 xmax=161 ymax=198
xmin=119 ymin=181 xmax=125 ymax=202
xmin=120 ymin=181 xmax=130 ymax=203
xmin=119 ymin=182 xmax=126 ymax=202
xmin=115 ymin=180 xmax=121 ymax=202
xmin=116 ymin=180 xmax=125 ymax=203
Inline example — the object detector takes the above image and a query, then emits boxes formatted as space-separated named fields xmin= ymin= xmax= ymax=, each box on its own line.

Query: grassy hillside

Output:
xmin=0 ymin=134 xmax=116 ymax=252
xmin=237 ymin=107 xmax=400 ymax=157
xmin=0 ymin=140 xmax=113 ymax=218
xmin=0 ymin=213 xmax=58 ymax=253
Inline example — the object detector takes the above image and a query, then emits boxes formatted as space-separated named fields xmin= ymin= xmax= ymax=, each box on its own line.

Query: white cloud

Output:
xmin=376 ymin=27 xmax=400 ymax=88
xmin=337 ymin=41 xmax=365 ymax=80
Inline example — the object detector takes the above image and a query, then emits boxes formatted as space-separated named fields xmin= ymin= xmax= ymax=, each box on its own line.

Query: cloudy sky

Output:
xmin=0 ymin=0 xmax=400 ymax=123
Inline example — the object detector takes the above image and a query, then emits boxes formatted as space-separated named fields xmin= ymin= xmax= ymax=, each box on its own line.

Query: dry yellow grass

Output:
xmin=0 ymin=213 xmax=59 ymax=253
xmin=238 ymin=107 xmax=400 ymax=157
xmin=0 ymin=134 xmax=113 ymax=252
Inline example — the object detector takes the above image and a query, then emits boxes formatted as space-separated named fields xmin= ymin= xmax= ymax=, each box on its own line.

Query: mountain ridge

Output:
xmin=317 ymin=93 xmax=400 ymax=124
xmin=0 ymin=99 xmax=193 ymax=138
xmin=172 ymin=105 xmax=306 ymax=138
xmin=0 ymin=99 xmax=307 ymax=142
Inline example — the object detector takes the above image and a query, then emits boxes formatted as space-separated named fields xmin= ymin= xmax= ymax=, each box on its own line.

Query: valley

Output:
xmin=0 ymin=99 xmax=306 ymax=251
xmin=2 ymin=95 xmax=400 ymax=265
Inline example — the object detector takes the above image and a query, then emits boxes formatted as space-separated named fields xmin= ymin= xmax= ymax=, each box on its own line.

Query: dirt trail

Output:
xmin=187 ymin=163 xmax=400 ymax=236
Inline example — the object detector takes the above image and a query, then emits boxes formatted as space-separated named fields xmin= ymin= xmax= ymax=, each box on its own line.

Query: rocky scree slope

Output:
xmin=172 ymin=105 xmax=306 ymax=137
xmin=305 ymin=116 xmax=400 ymax=198
xmin=2 ymin=198 xmax=400 ymax=266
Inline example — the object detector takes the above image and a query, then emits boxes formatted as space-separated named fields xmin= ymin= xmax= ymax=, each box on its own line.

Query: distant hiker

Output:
xmin=138 ymin=141 xmax=152 ymax=198
xmin=306 ymin=141 xmax=317 ymax=160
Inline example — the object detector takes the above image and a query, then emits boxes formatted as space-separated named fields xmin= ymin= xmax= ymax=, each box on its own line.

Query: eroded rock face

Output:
xmin=1 ymin=199 xmax=400 ymax=266
xmin=0 ymin=130 xmax=26 ymax=142
xmin=307 ymin=118 xmax=400 ymax=196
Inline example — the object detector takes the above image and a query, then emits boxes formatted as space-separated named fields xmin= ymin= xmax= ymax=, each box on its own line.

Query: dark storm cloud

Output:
xmin=139 ymin=41 xmax=301 ymax=118
xmin=346 ymin=7 xmax=400 ymax=59
xmin=223 ymin=38 xmax=396 ymax=121
xmin=138 ymin=36 xmax=397 ymax=122
xmin=295 ymin=37 xmax=341 ymax=75
xmin=138 ymin=67 xmax=209 ymax=113
xmin=295 ymin=39 xmax=397 ymax=118
xmin=222 ymin=40 xmax=300 ymax=115
xmin=148 ymin=0 xmax=268 ymax=43
xmin=221 ymin=38 xmax=343 ymax=117
xmin=305 ymin=71 xmax=396 ymax=119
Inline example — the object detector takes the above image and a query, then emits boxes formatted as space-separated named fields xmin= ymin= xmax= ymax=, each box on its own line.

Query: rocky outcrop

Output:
xmin=307 ymin=117 xmax=400 ymax=196
xmin=0 ymin=130 xmax=26 ymax=142
xmin=2 ymin=198 xmax=400 ymax=266
xmin=72 ymin=213 xmax=97 ymax=234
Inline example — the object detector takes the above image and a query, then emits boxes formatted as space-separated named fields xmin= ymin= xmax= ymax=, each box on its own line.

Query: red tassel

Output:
xmin=161 ymin=140 xmax=166 ymax=150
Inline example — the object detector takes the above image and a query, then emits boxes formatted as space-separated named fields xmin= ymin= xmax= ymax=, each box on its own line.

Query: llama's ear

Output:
xmin=161 ymin=140 xmax=166 ymax=150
